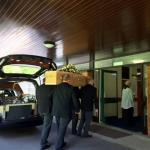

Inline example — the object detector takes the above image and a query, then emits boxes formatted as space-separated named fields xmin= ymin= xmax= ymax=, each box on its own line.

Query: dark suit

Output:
xmin=52 ymin=82 xmax=80 ymax=150
xmin=77 ymin=84 xmax=97 ymax=136
xmin=72 ymin=87 xmax=81 ymax=135
xmin=36 ymin=84 xmax=55 ymax=149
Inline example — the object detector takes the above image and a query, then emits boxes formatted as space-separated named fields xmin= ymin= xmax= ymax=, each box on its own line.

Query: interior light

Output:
xmin=132 ymin=59 xmax=144 ymax=64
xmin=3 ymin=64 xmax=40 ymax=74
xmin=43 ymin=41 xmax=55 ymax=48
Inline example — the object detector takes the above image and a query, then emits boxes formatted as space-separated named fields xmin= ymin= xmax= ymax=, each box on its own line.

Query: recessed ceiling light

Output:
xmin=43 ymin=41 xmax=55 ymax=48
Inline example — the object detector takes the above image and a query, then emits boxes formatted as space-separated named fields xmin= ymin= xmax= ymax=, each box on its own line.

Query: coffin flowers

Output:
xmin=59 ymin=64 xmax=80 ymax=74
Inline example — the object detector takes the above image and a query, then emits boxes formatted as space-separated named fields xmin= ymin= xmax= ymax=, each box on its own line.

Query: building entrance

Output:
xmin=100 ymin=65 xmax=146 ymax=133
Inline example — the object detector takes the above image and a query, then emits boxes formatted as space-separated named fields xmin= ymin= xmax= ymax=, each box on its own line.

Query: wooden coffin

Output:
xmin=45 ymin=71 xmax=87 ymax=87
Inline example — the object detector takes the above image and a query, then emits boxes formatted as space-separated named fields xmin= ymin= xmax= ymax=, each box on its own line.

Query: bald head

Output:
xmin=125 ymin=80 xmax=131 ymax=86
xmin=88 ymin=79 xmax=94 ymax=86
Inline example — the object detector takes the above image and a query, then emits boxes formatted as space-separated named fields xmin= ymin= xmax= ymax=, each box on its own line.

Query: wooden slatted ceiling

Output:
xmin=0 ymin=0 xmax=150 ymax=60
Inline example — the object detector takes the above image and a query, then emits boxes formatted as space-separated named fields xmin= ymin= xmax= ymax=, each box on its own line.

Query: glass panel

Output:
xmin=18 ymin=81 xmax=35 ymax=95
xmin=104 ymin=71 xmax=118 ymax=117
xmin=104 ymin=72 xmax=117 ymax=98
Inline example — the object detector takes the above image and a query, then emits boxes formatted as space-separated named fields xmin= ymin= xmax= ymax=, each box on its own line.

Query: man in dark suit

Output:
xmin=52 ymin=74 xmax=80 ymax=150
xmin=36 ymin=79 xmax=55 ymax=150
xmin=77 ymin=79 xmax=97 ymax=137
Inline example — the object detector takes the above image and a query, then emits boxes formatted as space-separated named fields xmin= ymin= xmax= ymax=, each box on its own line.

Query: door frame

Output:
xmin=100 ymin=69 xmax=118 ymax=123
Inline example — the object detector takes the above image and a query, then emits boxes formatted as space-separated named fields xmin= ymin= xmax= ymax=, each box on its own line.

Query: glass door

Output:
xmin=100 ymin=70 xmax=118 ymax=122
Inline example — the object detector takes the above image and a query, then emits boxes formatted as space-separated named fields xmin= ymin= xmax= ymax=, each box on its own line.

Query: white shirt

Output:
xmin=121 ymin=87 xmax=134 ymax=109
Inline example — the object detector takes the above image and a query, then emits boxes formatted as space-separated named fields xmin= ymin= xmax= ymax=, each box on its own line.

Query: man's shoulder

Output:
xmin=38 ymin=84 xmax=55 ymax=90
xmin=84 ymin=84 xmax=96 ymax=90
xmin=125 ymin=87 xmax=132 ymax=91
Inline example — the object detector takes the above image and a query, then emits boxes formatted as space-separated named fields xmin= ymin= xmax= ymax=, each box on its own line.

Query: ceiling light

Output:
xmin=132 ymin=59 xmax=144 ymax=64
xmin=43 ymin=41 xmax=55 ymax=48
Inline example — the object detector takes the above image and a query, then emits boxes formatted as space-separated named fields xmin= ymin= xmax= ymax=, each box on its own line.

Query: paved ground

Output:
xmin=0 ymin=122 xmax=150 ymax=150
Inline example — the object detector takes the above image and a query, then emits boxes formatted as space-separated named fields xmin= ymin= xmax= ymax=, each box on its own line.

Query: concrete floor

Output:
xmin=0 ymin=123 xmax=150 ymax=150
